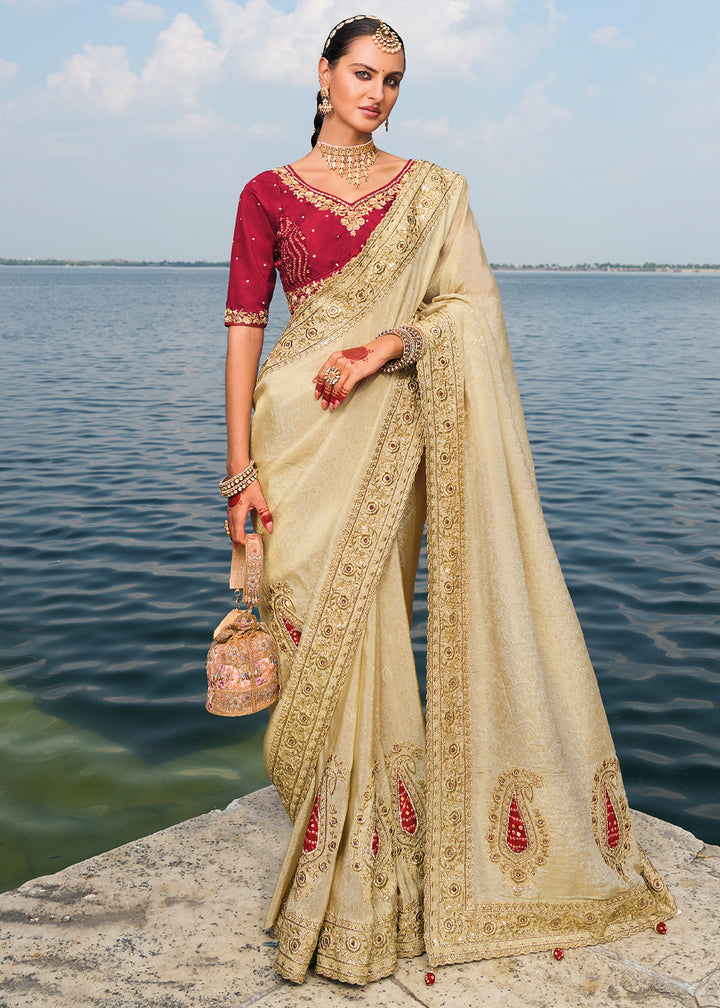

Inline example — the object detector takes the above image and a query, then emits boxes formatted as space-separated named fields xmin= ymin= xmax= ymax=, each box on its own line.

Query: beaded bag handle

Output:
xmin=229 ymin=533 xmax=263 ymax=609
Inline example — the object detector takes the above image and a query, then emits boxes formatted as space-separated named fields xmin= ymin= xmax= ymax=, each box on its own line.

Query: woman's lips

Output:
xmin=360 ymin=107 xmax=380 ymax=117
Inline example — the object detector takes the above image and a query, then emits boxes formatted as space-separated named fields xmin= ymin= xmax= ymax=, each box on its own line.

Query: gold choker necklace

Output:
xmin=317 ymin=139 xmax=377 ymax=189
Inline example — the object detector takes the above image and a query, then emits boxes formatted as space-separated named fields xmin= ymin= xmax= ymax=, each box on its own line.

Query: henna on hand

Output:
xmin=340 ymin=346 xmax=373 ymax=362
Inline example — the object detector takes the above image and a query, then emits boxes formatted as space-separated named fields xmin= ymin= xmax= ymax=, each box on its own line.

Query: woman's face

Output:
xmin=319 ymin=35 xmax=405 ymax=135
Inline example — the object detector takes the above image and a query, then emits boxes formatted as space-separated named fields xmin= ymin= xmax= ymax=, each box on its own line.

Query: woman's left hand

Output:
xmin=313 ymin=334 xmax=403 ymax=412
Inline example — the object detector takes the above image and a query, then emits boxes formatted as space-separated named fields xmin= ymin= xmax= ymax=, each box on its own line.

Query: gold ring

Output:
xmin=224 ymin=519 xmax=232 ymax=538
xmin=324 ymin=366 xmax=341 ymax=385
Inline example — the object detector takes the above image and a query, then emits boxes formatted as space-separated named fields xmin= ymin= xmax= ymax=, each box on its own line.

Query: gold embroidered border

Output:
xmin=416 ymin=314 xmax=472 ymax=958
xmin=224 ymin=306 xmax=268 ymax=327
xmin=427 ymin=873 xmax=676 ymax=967
xmin=265 ymin=376 xmax=425 ymax=819
xmin=274 ymin=163 xmax=417 ymax=237
xmin=260 ymin=162 xmax=463 ymax=377
xmin=275 ymin=899 xmax=424 ymax=985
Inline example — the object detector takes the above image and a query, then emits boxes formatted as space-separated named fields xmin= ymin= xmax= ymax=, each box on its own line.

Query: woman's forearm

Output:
xmin=225 ymin=324 xmax=264 ymax=476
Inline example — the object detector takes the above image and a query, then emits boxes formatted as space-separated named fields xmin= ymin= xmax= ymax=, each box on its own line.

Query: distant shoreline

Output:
xmin=1 ymin=258 xmax=719 ymax=273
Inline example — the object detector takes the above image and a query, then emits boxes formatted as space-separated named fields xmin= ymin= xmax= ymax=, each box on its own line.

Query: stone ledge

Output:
xmin=0 ymin=787 xmax=717 ymax=1008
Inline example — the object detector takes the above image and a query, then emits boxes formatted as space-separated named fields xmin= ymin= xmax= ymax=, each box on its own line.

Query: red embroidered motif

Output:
xmin=605 ymin=788 xmax=620 ymax=849
xmin=398 ymin=775 xmax=418 ymax=835
xmin=506 ymin=793 xmax=529 ymax=853
xmin=303 ymin=793 xmax=319 ymax=853
xmin=282 ymin=615 xmax=301 ymax=646
xmin=371 ymin=822 xmax=379 ymax=858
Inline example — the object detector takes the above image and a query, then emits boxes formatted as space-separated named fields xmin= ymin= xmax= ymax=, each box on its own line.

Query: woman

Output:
xmin=222 ymin=15 xmax=676 ymax=986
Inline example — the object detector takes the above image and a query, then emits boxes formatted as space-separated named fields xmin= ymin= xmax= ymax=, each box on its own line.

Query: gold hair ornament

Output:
xmin=323 ymin=14 xmax=402 ymax=56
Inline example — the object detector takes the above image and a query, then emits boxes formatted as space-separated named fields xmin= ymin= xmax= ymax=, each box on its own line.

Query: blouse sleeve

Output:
xmin=224 ymin=178 xmax=278 ymax=327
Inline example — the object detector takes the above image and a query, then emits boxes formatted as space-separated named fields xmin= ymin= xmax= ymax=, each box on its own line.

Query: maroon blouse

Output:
xmin=225 ymin=161 xmax=415 ymax=326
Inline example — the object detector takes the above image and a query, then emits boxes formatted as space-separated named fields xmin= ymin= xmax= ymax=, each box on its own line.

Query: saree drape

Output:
xmin=250 ymin=160 xmax=676 ymax=985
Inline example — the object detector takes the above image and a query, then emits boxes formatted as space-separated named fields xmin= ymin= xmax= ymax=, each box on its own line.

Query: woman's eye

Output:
xmin=385 ymin=77 xmax=399 ymax=88
xmin=355 ymin=70 xmax=370 ymax=79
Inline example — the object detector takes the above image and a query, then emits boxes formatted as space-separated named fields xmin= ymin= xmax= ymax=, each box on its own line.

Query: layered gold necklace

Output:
xmin=317 ymin=139 xmax=377 ymax=189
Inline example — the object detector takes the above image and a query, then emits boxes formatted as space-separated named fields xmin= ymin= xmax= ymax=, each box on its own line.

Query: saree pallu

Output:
xmin=250 ymin=161 xmax=676 ymax=985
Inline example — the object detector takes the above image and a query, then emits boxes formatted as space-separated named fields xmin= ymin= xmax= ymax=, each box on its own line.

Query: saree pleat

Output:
xmin=249 ymin=161 xmax=676 ymax=984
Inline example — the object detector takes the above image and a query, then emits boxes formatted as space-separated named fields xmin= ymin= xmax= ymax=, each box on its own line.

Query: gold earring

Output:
xmin=319 ymin=86 xmax=333 ymax=116
xmin=385 ymin=116 xmax=390 ymax=132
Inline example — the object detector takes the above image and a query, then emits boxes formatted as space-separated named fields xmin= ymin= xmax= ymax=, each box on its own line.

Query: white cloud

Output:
xmin=46 ymin=44 xmax=139 ymax=114
xmin=111 ymin=1 xmax=165 ymax=22
xmin=591 ymin=26 xmax=635 ymax=50
xmin=0 ymin=58 xmax=19 ymax=83
xmin=207 ymin=0 xmax=560 ymax=84
xmin=141 ymin=13 xmax=222 ymax=105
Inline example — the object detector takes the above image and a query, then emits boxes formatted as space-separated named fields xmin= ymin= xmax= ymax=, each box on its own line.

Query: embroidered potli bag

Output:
xmin=206 ymin=533 xmax=280 ymax=716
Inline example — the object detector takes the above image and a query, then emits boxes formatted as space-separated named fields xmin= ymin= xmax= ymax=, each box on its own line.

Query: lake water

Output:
xmin=1 ymin=266 xmax=718 ymax=894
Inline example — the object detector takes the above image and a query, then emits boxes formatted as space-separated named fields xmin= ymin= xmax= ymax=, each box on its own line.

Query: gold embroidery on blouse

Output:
xmin=285 ymin=277 xmax=324 ymax=315
xmin=224 ymin=307 xmax=268 ymax=327
xmin=274 ymin=162 xmax=417 ymax=237
xmin=260 ymin=163 xmax=460 ymax=376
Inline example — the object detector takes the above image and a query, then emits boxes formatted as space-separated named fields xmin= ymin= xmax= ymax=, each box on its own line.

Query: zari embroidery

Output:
xmin=260 ymin=163 xmax=461 ymax=376
xmin=276 ymin=215 xmax=311 ymax=290
xmin=591 ymin=757 xmax=633 ymax=882
xmin=487 ymin=768 xmax=549 ymax=895
xmin=348 ymin=765 xmax=393 ymax=902
xmin=417 ymin=315 xmax=471 ymax=949
xmin=292 ymin=755 xmax=347 ymax=896
xmin=274 ymin=163 xmax=416 ymax=237
xmin=386 ymin=742 xmax=426 ymax=873
xmin=263 ymin=580 xmax=303 ymax=654
xmin=275 ymin=898 xmax=424 ymax=986
xmin=285 ymin=277 xmax=324 ymax=315
xmin=224 ymin=306 xmax=268 ymax=327
xmin=264 ymin=377 xmax=424 ymax=819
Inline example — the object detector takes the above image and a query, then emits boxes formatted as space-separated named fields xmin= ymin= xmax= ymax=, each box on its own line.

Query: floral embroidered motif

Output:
xmin=292 ymin=755 xmax=347 ymax=896
xmin=398 ymin=775 xmax=418 ymax=835
xmin=285 ymin=276 xmax=325 ymax=315
xmin=303 ymin=793 xmax=319 ymax=853
xmin=386 ymin=743 xmax=426 ymax=872
xmin=605 ymin=789 xmax=620 ymax=849
xmin=282 ymin=616 xmax=301 ymax=647
xmin=591 ymin=758 xmax=633 ymax=882
xmin=348 ymin=765 xmax=394 ymax=903
xmin=262 ymin=580 xmax=303 ymax=655
xmin=487 ymin=768 xmax=549 ymax=895
xmin=273 ymin=163 xmax=416 ymax=237
xmin=506 ymin=793 xmax=529 ymax=853
xmin=224 ymin=306 xmax=268 ymax=327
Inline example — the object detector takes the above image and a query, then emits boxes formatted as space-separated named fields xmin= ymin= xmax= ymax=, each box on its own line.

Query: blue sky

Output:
xmin=1 ymin=0 xmax=719 ymax=263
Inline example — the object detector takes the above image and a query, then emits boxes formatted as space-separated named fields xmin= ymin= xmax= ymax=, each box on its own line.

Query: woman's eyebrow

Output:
xmin=348 ymin=62 xmax=404 ymax=77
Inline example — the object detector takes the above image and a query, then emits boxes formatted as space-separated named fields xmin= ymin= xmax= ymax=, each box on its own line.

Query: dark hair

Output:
xmin=311 ymin=16 xmax=405 ymax=147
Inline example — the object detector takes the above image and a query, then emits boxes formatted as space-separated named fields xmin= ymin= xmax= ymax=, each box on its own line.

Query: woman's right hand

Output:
xmin=226 ymin=479 xmax=273 ymax=546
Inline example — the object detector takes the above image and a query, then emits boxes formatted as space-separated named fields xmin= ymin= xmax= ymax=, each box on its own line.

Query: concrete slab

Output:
xmin=0 ymin=787 xmax=715 ymax=1008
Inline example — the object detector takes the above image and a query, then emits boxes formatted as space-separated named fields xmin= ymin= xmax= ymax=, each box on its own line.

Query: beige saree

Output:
xmin=250 ymin=160 xmax=676 ymax=984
